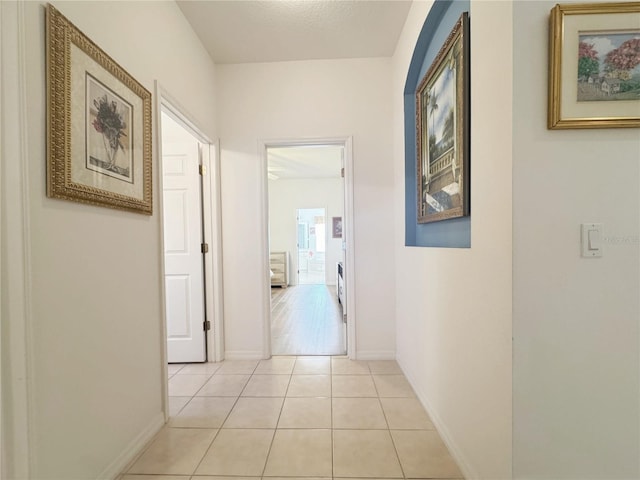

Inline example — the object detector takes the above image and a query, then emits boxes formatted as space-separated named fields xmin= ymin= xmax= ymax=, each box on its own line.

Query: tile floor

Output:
xmin=119 ymin=357 xmax=464 ymax=480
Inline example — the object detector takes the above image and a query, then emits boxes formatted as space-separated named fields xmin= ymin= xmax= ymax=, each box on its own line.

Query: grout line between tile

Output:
xmin=121 ymin=423 xmax=167 ymax=474
xmin=189 ymin=424 xmax=221 ymax=477
xmin=188 ymin=378 xmax=244 ymax=475
xmin=148 ymin=360 xmax=438 ymax=479
xmin=330 ymin=371 xmax=335 ymax=480
xmin=188 ymin=373 xmax=216 ymax=398
xmin=275 ymin=373 xmax=294 ymax=428
xmin=387 ymin=427 xmax=407 ymax=480
xmin=259 ymin=427 xmax=278 ymax=477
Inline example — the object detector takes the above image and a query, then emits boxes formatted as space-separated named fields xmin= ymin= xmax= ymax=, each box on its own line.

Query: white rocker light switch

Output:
xmin=581 ymin=223 xmax=603 ymax=258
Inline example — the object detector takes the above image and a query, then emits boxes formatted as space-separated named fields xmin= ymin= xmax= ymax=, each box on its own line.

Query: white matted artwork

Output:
xmin=549 ymin=2 xmax=640 ymax=129
xmin=47 ymin=4 xmax=152 ymax=214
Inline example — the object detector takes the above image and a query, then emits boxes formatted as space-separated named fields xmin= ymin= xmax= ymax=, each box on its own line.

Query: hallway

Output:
xmin=120 ymin=357 xmax=464 ymax=479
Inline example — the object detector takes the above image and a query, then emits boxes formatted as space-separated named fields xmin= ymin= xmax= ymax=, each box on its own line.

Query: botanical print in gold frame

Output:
xmin=416 ymin=12 xmax=470 ymax=224
xmin=548 ymin=2 xmax=640 ymax=129
xmin=46 ymin=4 xmax=152 ymax=214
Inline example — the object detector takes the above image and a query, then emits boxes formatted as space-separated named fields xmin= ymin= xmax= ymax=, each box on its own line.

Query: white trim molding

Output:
xmin=397 ymin=355 xmax=476 ymax=480
xmin=342 ymin=137 xmax=356 ymax=359
xmin=1 ymin=1 xmax=34 ymax=476
xmin=224 ymin=350 xmax=266 ymax=361
xmin=98 ymin=412 xmax=164 ymax=479
xmin=202 ymin=141 xmax=226 ymax=364
xmin=152 ymin=82 xmax=171 ymax=423
xmin=1 ymin=4 xmax=5 ymax=475
xmin=259 ymin=140 xmax=273 ymax=360
xmin=210 ymin=139 xmax=226 ymax=363
xmin=259 ymin=137 xmax=356 ymax=359
xmin=355 ymin=350 xmax=396 ymax=361
xmin=154 ymin=82 xmax=225 ymax=422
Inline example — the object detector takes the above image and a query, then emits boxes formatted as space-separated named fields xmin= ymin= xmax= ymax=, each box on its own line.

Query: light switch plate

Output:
xmin=581 ymin=223 xmax=603 ymax=258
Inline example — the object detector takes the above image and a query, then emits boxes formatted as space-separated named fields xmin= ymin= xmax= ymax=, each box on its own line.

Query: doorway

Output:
xmin=157 ymin=91 xmax=224 ymax=368
xmin=266 ymin=143 xmax=349 ymax=356
xmin=160 ymin=110 xmax=207 ymax=363
xmin=297 ymin=207 xmax=326 ymax=285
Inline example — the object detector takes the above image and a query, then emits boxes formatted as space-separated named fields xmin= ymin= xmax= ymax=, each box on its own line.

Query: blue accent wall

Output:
xmin=404 ymin=0 xmax=470 ymax=248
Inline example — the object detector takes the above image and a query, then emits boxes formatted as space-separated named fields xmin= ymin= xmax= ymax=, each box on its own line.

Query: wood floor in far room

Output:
xmin=271 ymin=284 xmax=346 ymax=355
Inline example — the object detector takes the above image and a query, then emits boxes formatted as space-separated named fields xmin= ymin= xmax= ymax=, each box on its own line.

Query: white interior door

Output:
xmin=163 ymin=140 xmax=206 ymax=363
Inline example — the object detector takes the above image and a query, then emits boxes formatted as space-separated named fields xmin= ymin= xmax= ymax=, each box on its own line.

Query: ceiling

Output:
xmin=175 ymin=1 xmax=410 ymax=177
xmin=176 ymin=0 xmax=412 ymax=64
xmin=268 ymin=145 xmax=343 ymax=180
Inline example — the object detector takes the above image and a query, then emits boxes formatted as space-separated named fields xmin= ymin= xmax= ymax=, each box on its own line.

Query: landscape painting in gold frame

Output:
xmin=416 ymin=12 xmax=470 ymax=224
xmin=46 ymin=4 xmax=152 ymax=214
xmin=548 ymin=2 xmax=640 ymax=129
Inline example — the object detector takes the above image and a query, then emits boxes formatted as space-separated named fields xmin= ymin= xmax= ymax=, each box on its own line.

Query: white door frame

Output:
xmin=1 ymin=1 xmax=33 ymax=476
xmin=260 ymin=137 xmax=356 ymax=359
xmin=155 ymin=83 xmax=225 ymax=420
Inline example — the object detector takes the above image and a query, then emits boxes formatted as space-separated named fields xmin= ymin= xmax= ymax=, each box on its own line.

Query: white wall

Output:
xmin=512 ymin=1 xmax=640 ymax=478
xmin=16 ymin=2 xmax=217 ymax=478
xmin=269 ymin=178 xmax=344 ymax=286
xmin=392 ymin=1 xmax=513 ymax=478
xmin=216 ymin=58 xmax=395 ymax=359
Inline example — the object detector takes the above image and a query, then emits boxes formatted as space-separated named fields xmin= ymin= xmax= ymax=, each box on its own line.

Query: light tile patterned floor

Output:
xmin=120 ymin=357 xmax=464 ymax=480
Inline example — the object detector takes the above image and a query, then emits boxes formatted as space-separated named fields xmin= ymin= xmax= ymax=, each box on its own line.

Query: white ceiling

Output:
xmin=268 ymin=145 xmax=343 ymax=180
xmin=175 ymin=1 xmax=410 ymax=177
xmin=176 ymin=0 xmax=412 ymax=64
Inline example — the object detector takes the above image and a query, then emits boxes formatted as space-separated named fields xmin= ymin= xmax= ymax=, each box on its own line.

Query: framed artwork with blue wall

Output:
xmin=416 ymin=12 xmax=469 ymax=224
xmin=404 ymin=0 xmax=470 ymax=248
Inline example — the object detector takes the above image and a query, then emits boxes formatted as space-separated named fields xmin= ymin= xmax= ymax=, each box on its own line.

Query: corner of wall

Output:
xmin=98 ymin=412 xmax=165 ymax=479
xmin=397 ymin=356 xmax=478 ymax=480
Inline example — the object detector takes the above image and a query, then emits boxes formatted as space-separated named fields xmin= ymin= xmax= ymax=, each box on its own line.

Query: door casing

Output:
xmin=260 ymin=137 xmax=356 ymax=359
xmin=155 ymin=82 xmax=224 ymax=421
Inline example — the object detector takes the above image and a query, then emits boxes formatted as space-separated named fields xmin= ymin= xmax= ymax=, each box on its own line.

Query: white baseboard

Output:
xmin=224 ymin=350 xmax=265 ymax=360
xmin=396 ymin=356 xmax=477 ymax=480
xmin=99 ymin=411 xmax=165 ymax=479
xmin=355 ymin=350 xmax=396 ymax=360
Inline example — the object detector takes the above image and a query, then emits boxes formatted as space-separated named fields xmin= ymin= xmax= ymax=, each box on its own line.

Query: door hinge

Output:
xmin=199 ymin=164 xmax=206 ymax=176
xmin=201 ymin=242 xmax=209 ymax=254
xmin=341 ymin=167 xmax=345 ymax=178
xmin=203 ymin=320 xmax=211 ymax=331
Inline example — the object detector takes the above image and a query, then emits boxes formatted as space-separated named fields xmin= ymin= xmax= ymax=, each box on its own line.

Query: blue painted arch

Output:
xmin=404 ymin=0 xmax=470 ymax=248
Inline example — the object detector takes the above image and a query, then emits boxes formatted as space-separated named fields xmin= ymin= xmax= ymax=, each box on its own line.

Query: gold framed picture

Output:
xmin=46 ymin=4 xmax=152 ymax=214
xmin=416 ymin=12 xmax=470 ymax=224
xmin=548 ymin=2 xmax=640 ymax=129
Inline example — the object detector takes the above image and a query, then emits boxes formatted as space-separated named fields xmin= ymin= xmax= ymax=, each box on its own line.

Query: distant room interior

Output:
xmin=267 ymin=145 xmax=346 ymax=355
